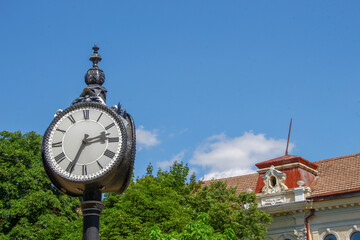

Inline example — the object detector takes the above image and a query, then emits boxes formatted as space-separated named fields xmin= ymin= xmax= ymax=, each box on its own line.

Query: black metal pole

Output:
xmin=80 ymin=189 xmax=104 ymax=240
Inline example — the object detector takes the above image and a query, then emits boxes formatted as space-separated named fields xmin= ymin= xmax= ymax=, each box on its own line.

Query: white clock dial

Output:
xmin=43 ymin=103 xmax=126 ymax=182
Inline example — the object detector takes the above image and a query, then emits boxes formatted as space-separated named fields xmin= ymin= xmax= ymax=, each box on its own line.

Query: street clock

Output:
xmin=42 ymin=44 xmax=136 ymax=197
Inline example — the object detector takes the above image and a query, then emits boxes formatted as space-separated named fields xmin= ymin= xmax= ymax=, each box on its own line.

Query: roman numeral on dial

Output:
xmin=54 ymin=152 xmax=66 ymax=163
xmin=82 ymin=165 xmax=87 ymax=175
xmin=52 ymin=141 xmax=62 ymax=148
xmin=108 ymin=137 xmax=119 ymax=143
xmin=66 ymin=162 xmax=75 ymax=173
xmin=105 ymin=123 xmax=115 ymax=130
xmin=83 ymin=110 xmax=89 ymax=120
xmin=97 ymin=113 xmax=103 ymax=122
xmin=68 ymin=115 xmax=76 ymax=124
xmin=56 ymin=128 xmax=66 ymax=133
xmin=97 ymin=161 xmax=103 ymax=170
xmin=104 ymin=149 xmax=115 ymax=159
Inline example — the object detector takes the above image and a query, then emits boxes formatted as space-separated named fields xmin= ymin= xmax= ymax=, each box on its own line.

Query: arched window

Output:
xmin=351 ymin=232 xmax=360 ymax=240
xmin=325 ymin=234 xmax=337 ymax=240
xmin=278 ymin=234 xmax=295 ymax=240
xmin=270 ymin=176 xmax=277 ymax=187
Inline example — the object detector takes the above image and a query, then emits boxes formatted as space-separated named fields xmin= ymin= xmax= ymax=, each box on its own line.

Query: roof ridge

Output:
xmin=203 ymin=172 xmax=258 ymax=182
xmin=315 ymin=153 xmax=360 ymax=163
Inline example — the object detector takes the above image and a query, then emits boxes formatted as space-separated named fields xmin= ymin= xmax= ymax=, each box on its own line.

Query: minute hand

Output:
xmin=66 ymin=134 xmax=88 ymax=173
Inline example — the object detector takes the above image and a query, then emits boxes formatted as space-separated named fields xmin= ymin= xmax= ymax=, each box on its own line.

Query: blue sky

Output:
xmin=1 ymin=1 xmax=359 ymax=180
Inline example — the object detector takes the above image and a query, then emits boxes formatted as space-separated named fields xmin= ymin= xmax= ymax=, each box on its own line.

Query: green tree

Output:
xmin=149 ymin=213 xmax=236 ymax=240
xmin=100 ymin=162 xmax=193 ymax=239
xmin=0 ymin=131 xmax=81 ymax=239
xmin=187 ymin=181 xmax=272 ymax=239
xmin=101 ymin=162 xmax=271 ymax=240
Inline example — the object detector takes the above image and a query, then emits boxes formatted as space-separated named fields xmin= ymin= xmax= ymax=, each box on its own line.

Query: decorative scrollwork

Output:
xmin=261 ymin=165 xmax=288 ymax=194
xmin=72 ymin=85 xmax=107 ymax=105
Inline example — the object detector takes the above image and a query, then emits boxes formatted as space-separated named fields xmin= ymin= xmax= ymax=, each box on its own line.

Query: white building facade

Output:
xmin=211 ymin=153 xmax=360 ymax=240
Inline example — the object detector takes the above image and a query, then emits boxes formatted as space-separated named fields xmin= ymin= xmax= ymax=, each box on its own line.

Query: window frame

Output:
xmin=320 ymin=229 xmax=340 ymax=240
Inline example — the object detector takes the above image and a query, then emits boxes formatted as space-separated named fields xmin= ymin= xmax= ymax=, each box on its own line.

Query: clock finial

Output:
xmin=72 ymin=43 xmax=108 ymax=105
xmin=84 ymin=43 xmax=105 ymax=86
xmin=90 ymin=42 xmax=102 ymax=68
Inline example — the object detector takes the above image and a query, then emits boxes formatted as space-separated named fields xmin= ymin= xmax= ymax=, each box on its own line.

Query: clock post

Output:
xmin=81 ymin=189 xmax=104 ymax=240
xmin=42 ymin=44 xmax=136 ymax=240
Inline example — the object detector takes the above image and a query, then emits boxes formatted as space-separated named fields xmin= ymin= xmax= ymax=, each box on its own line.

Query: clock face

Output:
xmin=43 ymin=103 xmax=126 ymax=182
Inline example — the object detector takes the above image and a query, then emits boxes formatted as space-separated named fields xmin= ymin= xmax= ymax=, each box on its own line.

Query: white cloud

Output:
xmin=202 ymin=168 xmax=254 ymax=181
xmin=136 ymin=125 xmax=160 ymax=150
xmin=157 ymin=150 xmax=186 ymax=169
xmin=190 ymin=131 xmax=294 ymax=180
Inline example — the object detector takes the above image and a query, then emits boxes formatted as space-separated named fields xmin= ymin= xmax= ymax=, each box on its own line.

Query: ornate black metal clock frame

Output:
xmin=41 ymin=44 xmax=136 ymax=240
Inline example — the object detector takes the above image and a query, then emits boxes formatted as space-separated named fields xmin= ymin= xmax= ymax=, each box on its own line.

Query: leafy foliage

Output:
xmin=149 ymin=213 xmax=236 ymax=240
xmin=100 ymin=162 xmax=193 ymax=239
xmin=0 ymin=131 xmax=82 ymax=239
xmin=186 ymin=181 xmax=272 ymax=240
xmin=101 ymin=162 xmax=271 ymax=239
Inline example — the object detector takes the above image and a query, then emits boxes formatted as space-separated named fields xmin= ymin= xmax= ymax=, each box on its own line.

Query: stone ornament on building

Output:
xmin=294 ymin=228 xmax=307 ymax=240
xmin=262 ymin=165 xmax=288 ymax=194
xmin=261 ymin=195 xmax=285 ymax=206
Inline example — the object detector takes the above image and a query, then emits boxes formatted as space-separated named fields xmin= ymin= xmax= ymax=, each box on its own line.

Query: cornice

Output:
xmin=258 ymin=200 xmax=312 ymax=215
xmin=257 ymin=162 xmax=319 ymax=175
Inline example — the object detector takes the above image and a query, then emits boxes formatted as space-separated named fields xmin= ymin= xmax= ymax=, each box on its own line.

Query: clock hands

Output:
xmin=84 ymin=131 xmax=110 ymax=144
xmin=66 ymin=132 xmax=114 ymax=174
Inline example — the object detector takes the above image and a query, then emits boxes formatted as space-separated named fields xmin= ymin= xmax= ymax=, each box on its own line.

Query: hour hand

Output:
xmin=84 ymin=132 xmax=109 ymax=144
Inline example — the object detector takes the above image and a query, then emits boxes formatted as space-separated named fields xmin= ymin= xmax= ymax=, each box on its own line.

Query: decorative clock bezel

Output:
xmin=42 ymin=102 xmax=127 ymax=183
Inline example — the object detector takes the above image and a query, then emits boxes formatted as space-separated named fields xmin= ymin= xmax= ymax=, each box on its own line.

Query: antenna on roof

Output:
xmin=285 ymin=118 xmax=292 ymax=156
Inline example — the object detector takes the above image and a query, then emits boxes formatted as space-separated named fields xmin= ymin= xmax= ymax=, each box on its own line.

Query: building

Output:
xmin=210 ymin=153 xmax=360 ymax=240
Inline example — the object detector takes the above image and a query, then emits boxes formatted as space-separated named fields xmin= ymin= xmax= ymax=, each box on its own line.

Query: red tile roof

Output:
xmin=204 ymin=153 xmax=360 ymax=199
xmin=310 ymin=153 xmax=360 ymax=198
xmin=202 ymin=173 xmax=258 ymax=195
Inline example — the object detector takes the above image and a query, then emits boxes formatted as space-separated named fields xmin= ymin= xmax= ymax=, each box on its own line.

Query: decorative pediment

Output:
xmin=261 ymin=166 xmax=288 ymax=194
